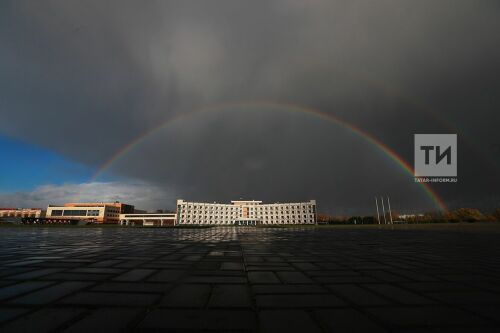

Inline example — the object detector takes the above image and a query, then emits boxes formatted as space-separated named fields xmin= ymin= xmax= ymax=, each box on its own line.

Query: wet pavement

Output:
xmin=1 ymin=224 xmax=500 ymax=332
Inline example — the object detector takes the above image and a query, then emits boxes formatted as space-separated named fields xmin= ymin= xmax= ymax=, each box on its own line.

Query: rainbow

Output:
xmin=92 ymin=101 xmax=448 ymax=212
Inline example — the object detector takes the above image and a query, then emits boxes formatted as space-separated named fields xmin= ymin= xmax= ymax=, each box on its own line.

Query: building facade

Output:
xmin=46 ymin=202 xmax=134 ymax=224
xmin=119 ymin=213 xmax=176 ymax=227
xmin=0 ymin=208 xmax=46 ymax=218
xmin=176 ymin=199 xmax=316 ymax=225
xmin=63 ymin=202 xmax=134 ymax=214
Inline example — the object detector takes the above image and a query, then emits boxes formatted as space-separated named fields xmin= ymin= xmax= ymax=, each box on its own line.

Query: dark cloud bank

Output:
xmin=1 ymin=0 xmax=500 ymax=214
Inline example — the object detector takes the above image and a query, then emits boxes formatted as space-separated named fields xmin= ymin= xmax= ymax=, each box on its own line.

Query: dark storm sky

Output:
xmin=1 ymin=0 xmax=499 ymax=214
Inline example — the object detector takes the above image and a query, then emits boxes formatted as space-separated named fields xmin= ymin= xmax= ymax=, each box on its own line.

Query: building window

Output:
xmin=63 ymin=210 xmax=87 ymax=216
xmin=87 ymin=210 xmax=100 ymax=216
xmin=51 ymin=210 xmax=63 ymax=216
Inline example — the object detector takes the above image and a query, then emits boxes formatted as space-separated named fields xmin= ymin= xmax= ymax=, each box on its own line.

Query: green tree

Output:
xmin=443 ymin=211 xmax=459 ymax=223
xmin=454 ymin=208 xmax=485 ymax=222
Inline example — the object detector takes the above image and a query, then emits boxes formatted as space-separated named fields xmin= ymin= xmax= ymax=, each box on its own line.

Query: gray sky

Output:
xmin=1 ymin=0 xmax=500 ymax=214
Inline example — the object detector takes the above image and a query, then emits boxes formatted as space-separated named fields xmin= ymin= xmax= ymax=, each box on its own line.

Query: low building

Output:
xmin=46 ymin=202 xmax=134 ymax=224
xmin=119 ymin=213 xmax=176 ymax=227
xmin=399 ymin=214 xmax=425 ymax=220
xmin=176 ymin=199 xmax=317 ymax=225
xmin=0 ymin=208 xmax=46 ymax=218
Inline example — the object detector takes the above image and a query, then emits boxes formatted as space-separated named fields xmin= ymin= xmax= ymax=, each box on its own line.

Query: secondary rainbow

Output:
xmin=92 ymin=101 xmax=448 ymax=212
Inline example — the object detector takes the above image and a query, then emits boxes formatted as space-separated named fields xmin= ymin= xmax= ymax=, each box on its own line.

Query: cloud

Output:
xmin=1 ymin=1 xmax=499 ymax=213
xmin=0 ymin=181 xmax=176 ymax=211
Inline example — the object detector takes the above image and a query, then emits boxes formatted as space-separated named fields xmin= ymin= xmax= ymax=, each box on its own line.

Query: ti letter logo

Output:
xmin=414 ymin=134 xmax=457 ymax=177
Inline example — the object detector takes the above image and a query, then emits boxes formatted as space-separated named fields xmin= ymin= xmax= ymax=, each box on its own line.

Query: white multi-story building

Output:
xmin=176 ymin=199 xmax=317 ymax=225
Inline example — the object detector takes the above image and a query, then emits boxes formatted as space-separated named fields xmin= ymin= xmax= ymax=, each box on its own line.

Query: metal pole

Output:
xmin=387 ymin=196 xmax=393 ymax=224
xmin=381 ymin=197 xmax=387 ymax=224
xmin=375 ymin=197 xmax=380 ymax=224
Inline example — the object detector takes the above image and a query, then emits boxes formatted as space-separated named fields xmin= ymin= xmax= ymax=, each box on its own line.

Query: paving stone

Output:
xmin=426 ymin=291 xmax=500 ymax=305
xmin=253 ymin=284 xmax=327 ymax=294
xmin=264 ymin=256 xmax=284 ymax=263
xmin=91 ymin=281 xmax=172 ymax=293
xmin=112 ymin=268 xmax=155 ymax=282
xmin=63 ymin=308 xmax=142 ymax=332
xmin=308 ymin=269 xmax=360 ymax=277
xmin=460 ymin=305 xmax=500 ymax=323
xmin=0 ymin=308 xmax=30 ymax=323
xmin=292 ymin=262 xmax=321 ymax=270
xmin=41 ymin=272 xmax=114 ymax=281
xmin=366 ymin=305 xmax=492 ymax=327
xmin=396 ymin=327 xmax=499 ymax=333
xmin=208 ymin=284 xmax=252 ymax=307
xmin=0 ymin=267 xmax=40 ymax=278
xmin=191 ymin=269 xmax=245 ymax=277
xmin=5 ymin=268 xmax=65 ymax=280
xmin=38 ymin=262 xmax=82 ymax=268
xmin=59 ymin=259 xmax=95 ymax=264
xmin=318 ymin=262 xmax=345 ymax=270
xmin=138 ymin=309 xmax=256 ymax=331
xmin=6 ymin=259 xmax=44 ymax=266
xmin=259 ymin=310 xmax=322 ymax=333
xmin=248 ymin=271 xmax=280 ymax=284
xmin=147 ymin=269 xmax=186 ymax=282
xmin=24 ymin=256 xmax=64 ymax=260
xmin=327 ymin=284 xmax=392 ymax=306
xmin=0 ymin=308 xmax=85 ymax=333
xmin=400 ymin=281 xmax=474 ymax=292
xmin=469 ymin=280 xmax=500 ymax=294
xmin=185 ymin=275 xmax=247 ymax=283
xmin=2 ymin=225 xmax=500 ymax=331
xmin=366 ymin=270 xmax=410 ymax=282
xmin=389 ymin=269 xmax=441 ymax=282
xmin=364 ymin=284 xmax=436 ymax=305
xmin=194 ymin=261 xmax=221 ymax=270
xmin=245 ymin=256 xmax=264 ymax=263
xmin=9 ymin=281 xmax=92 ymax=305
xmin=247 ymin=262 xmax=290 ymax=267
xmin=182 ymin=254 xmax=203 ymax=261
xmin=142 ymin=262 xmax=190 ymax=269
xmin=0 ymin=280 xmax=15 ymax=288
xmin=247 ymin=265 xmax=292 ymax=271
xmin=315 ymin=308 xmax=388 ymax=332
xmin=113 ymin=260 xmax=147 ymax=268
xmin=60 ymin=291 xmax=158 ymax=306
xmin=89 ymin=259 xmax=123 ymax=267
xmin=314 ymin=275 xmax=380 ymax=284
xmin=277 ymin=271 xmax=314 ymax=284
xmin=221 ymin=262 xmax=245 ymax=270
xmin=71 ymin=267 xmax=124 ymax=274
xmin=162 ymin=284 xmax=211 ymax=307
xmin=0 ymin=281 xmax=54 ymax=301
xmin=256 ymin=294 xmax=346 ymax=308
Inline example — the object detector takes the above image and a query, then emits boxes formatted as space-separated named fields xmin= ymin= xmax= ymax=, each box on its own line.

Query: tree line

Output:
xmin=317 ymin=208 xmax=500 ymax=224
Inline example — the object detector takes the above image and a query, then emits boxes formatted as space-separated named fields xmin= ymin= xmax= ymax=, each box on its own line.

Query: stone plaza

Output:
xmin=0 ymin=224 xmax=500 ymax=332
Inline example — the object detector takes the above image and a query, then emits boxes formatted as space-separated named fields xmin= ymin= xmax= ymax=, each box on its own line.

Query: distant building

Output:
xmin=399 ymin=214 xmax=425 ymax=220
xmin=0 ymin=208 xmax=46 ymax=218
xmin=119 ymin=213 xmax=176 ymax=227
xmin=176 ymin=199 xmax=317 ymax=225
xmin=46 ymin=202 xmax=134 ymax=224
